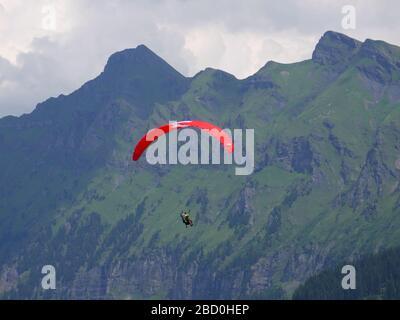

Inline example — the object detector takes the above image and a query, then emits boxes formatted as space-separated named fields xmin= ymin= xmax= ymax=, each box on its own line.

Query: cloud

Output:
xmin=0 ymin=0 xmax=400 ymax=117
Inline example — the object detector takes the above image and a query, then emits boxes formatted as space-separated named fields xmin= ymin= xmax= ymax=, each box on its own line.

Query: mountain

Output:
xmin=293 ymin=245 xmax=400 ymax=299
xmin=1 ymin=31 xmax=400 ymax=299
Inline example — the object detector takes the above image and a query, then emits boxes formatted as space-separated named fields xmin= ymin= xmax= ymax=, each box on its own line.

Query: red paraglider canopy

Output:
xmin=132 ymin=120 xmax=234 ymax=161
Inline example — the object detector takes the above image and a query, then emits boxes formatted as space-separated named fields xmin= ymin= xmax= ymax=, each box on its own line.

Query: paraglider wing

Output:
xmin=132 ymin=120 xmax=234 ymax=161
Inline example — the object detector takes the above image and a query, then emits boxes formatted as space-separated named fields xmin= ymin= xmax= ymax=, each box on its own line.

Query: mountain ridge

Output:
xmin=1 ymin=31 xmax=400 ymax=299
xmin=2 ymin=30 xmax=400 ymax=123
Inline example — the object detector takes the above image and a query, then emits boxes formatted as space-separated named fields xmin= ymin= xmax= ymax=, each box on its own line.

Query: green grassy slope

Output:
xmin=1 ymin=31 xmax=400 ymax=299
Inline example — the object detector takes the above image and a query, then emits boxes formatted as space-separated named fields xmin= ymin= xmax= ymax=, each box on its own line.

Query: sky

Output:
xmin=0 ymin=0 xmax=399 ymax=117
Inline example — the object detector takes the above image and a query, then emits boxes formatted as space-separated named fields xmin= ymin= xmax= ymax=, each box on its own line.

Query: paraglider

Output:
xmin=180 ymin=210 xmax=193 ymax=228
xmin=132 ymin=120 xmax=234 ymax=161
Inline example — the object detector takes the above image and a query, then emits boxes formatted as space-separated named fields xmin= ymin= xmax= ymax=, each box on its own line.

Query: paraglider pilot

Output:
xmin=180 ymin=210 xmax=193 ymax=228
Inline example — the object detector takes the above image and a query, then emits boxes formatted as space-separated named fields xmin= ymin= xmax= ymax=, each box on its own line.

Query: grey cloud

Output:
xmin=0 ymin=0 xmax=400 ymax=117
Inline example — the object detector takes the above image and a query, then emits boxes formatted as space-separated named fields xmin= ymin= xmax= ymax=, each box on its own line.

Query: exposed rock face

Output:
xmin=0 ymin=265 xmax=18 ymax=293
xmin=345 ymin=146 xmax=395 ymax=210
xmin=63 ymin=244 xmax=333 ymax=299
xmin=273 ymin=137 xmax=315 ymax=174
xmin=312 ymin=31 xmax=361 ymax=66
xmin=281 ymin=243 xmax=335 ymax=282
xmin=266 ymin=208 xmax=281 ymax=235
xmin=357 ymin=39 xmax=400 ymax=84
xmin=228 ymin=184 xmax=256 ymax=237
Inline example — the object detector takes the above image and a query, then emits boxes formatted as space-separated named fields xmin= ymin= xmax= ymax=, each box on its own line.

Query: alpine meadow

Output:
xmin=1 ymin=31 xmax=400 ymax=299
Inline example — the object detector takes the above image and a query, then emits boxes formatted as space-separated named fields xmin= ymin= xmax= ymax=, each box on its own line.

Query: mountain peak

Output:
xmin=312 ymin=31 xmax=361 ymax=65
xmin=31 ymin=44 xmax=189 ymax=119
xmin=103 ymin=44 xmax=169 ymax=74
xmin=98 ymin=43 xmax=188 ymax=101
xmin=356 ymin=38 xmax=400 ymax=83
xmin=193 ymin=67 xmax=236 ymax=81
xmin=359 ymin=38 xmax=400 ymax=60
